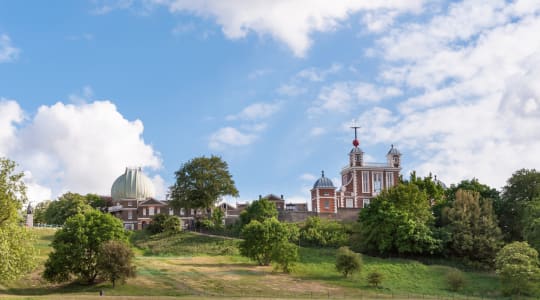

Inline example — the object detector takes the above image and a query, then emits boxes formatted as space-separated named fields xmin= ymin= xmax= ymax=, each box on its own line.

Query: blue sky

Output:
xmin=1 ymin=1 xmax=540 ymax=205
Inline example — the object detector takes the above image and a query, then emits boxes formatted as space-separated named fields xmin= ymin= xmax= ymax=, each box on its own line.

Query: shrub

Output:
xmin=367 ymin=271 xmax=383 ymax=288
xmin=300 ymin=217 xmax=348 ymax=248
xmin=495 ymin=241 xmax=540 ymax=296
xmin=147 ymin=214 xmax=181 ymax=234
xmin=446 ymin=268 xmax=466 ymax=291
xmin=335 ymin=246 xmax=362 ymax=278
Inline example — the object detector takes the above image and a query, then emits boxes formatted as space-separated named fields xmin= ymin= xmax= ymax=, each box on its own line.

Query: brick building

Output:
xmin=311 ymin=127 xmax=401 ymax=214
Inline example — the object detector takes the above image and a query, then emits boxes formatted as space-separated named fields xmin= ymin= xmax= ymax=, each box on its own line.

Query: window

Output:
xmin=157 ymin=207 xmax=161 ymax=214
xmin=128 ymin=210 xmax=133 ymax=220
xmin=362 ymin=171 xmax=370 ymax=193
xmin=169 ymin=208 xmax=174 ymax=215
xmin=324 ymin=200 xmax=330 ymax=209
xmin=363 ymin=199 xmax=370 ymax=207
xmin=323 ymin=192 xmax=330 ymax=196
xmin=386 ymin=172 xmax=394 ymax=188
xmin=346 ymin=199 xmax=354 ymax=208
xmin=180 ymin=208 xmax=185 ymax=216
xmin=149 ymin=207 xmax=155 ymax=216
xmin=373 ymin=172 xmax=383 ymax=194
xmin=190 ymin=209 xmax=194 ymax=215
xmin=128 ymin=201 xmax=132 ymax=207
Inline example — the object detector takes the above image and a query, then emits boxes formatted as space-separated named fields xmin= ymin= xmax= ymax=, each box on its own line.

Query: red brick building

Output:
xmin=311 ymin=129 xmax=401 ymax=214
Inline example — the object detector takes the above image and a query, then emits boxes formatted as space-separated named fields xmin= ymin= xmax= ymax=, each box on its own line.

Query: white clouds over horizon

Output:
xmin=0 ymin=99 xmax=163 ymax=203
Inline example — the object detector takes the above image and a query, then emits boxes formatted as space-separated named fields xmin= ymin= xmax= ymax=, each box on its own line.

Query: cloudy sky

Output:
xmin=1 ymin=0 xmax=539 ymax=205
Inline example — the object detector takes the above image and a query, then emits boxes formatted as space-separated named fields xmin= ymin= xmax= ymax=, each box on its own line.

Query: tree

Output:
xmin=299 ymin=216 xmax=348 ymax=248
xmin=33 ymin=200 xmax=51 ymax=224
xmin=523 ymin=198 xmax=540 ymax=252
xmin=367 ymin=272 xmax=383 ymax=288
xmin=499 ymin=169 xmax=540 ymax=241
xmin=239 ymin=197 xmax=278 ymax=226
xmin=97 ymin=240 xmax=136 ymax=288
xmin=0 ymin=157 xmax=27 ymax=226
xmin=43 ymin=210 xmax=128 ymax=284
xmin=170 ymin=156 xmax=239 ymax=210
xmin=443 ymin=189 xmax=503 ymax=267
xmin=357 ymin=183 xmax=440 ymax=256
xmin=0 ymin=157 xmax=36 ymax=281
xmin=239 ymin=217 xmax=298 ymax=270
xmin=147 ymin=214 xmax=182 ymax=234
xmin=86 ymin=193 xmax=107 ymax=209
xmin=335 ymin=246 xmax=362 ymax=278
xmin=495 ymin=241 xmax=540 ymax=296
xmin=44 ymin=192 xmax=93 ymax=225
xmin=446 ymin=268 xmax=466 ymax=292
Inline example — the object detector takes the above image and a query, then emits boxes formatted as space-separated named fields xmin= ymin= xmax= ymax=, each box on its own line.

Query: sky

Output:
xmin=1 ymin=0 xmax=540 ymax=206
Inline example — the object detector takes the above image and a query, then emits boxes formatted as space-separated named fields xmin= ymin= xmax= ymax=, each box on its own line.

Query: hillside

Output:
xmin=0 ymin=228 xmax=503 ymax=299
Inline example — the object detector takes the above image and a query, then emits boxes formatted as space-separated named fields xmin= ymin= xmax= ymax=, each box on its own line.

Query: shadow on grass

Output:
xmin=1 ymin=281 xmax=103 ymax=296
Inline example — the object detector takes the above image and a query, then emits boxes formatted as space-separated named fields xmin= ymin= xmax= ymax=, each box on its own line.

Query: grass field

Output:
xmin=0 ymin=228 xmax=511 ymax=299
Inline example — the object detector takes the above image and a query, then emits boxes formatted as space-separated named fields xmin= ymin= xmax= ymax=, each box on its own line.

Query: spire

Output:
xmin=350 ymin=119 xmax=360 ymax=147
xmin=321 ymin=170 xmax=325 ymax=178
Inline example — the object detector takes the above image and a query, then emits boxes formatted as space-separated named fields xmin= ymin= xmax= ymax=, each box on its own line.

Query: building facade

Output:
xmin=311 ymin=130 xmax=401 ymax=214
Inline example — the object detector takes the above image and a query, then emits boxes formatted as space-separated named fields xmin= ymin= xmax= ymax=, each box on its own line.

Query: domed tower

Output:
xmin=111 ymin=167 xmax=155 ymax=201
xmin=311 ymin=171 xmax=337 ymax=213
xmin=386 ymin=144 xmax=401 ymax=168
xmin=349 ymin=124 xmax=363 ymax=167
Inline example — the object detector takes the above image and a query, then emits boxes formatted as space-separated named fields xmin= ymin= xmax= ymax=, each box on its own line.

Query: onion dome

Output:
xmin=111 ymin=167 xmax=155 ymax=200
xmin=313 ymin=170 xmax=335 ymax=188
xmin=387 ymin=144 xmax=401 ymax=155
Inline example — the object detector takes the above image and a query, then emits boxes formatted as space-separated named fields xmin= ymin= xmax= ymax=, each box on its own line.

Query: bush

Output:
xmin=147 ymin=214 xmax=181 ymax=234
xmin=300 ymin=217 xmax=348 ymax=248
xmin=367 ymin=271 xmax=383 ymax=288
xmin=446 ymin=268 xmax=466 ymax=291
xmin=495 ymin=241 xmax=540 ymax=296
xmin=335 ymin=246 xmax=362 ymax=278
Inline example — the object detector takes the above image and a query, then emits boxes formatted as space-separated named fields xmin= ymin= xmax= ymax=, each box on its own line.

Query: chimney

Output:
xmin=280 ymin=194 xmax=284 ymax=200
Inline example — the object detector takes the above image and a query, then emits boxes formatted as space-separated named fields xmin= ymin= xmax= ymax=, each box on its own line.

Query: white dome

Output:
xmin=111 ymin=168 xmax=155 ymax=200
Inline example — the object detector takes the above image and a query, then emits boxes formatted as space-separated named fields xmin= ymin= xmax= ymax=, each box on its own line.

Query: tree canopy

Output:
xmin=0 ymin=157 xmax=36 ymax=281
xmin=499 ymin=169 xmax=540 ymax=241
xmin=239 ymin=197 xmax=278 ymax=226
xmin=356 ymin=183 xmax=440 ymax=256
xmin=495 ymin=241 xmax=540 ymax=296
xmin=97 ymin=240 xmax=136 ymax=288
xmin=169 ymin=156 xmax=239 ymax=210
xmin=43 ymin=210 xmax=128 ymax=284
xmin=44 ymin=192 xmax=93 ymax=225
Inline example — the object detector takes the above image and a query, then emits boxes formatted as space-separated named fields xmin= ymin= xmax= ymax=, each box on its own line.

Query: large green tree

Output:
xmin=32 ymin=200 xmax=51 ymax=224
xmin=170 ymin=156 xmax=239 ymax=210
xmin=239 ymin=217 xmax=298 ymax=271
xmin=0 ymin=157 xmax=36 ymax=281
xmin=523 ymin=199 xmax=540 ymax=252
xmin=499 ymin=169 xmax=540 ymax=241
xmin=43 ymin=210 xmax=128 ymax=284
xmin=443 ymin=189 xmax=503 ymax=267
xmin=239 ymin=197 xmax=278 ymax=226
xmin=44 ymin=192 xmax=93 ymax=225
xmin=356 ymin=183 xmax=440 ymax=256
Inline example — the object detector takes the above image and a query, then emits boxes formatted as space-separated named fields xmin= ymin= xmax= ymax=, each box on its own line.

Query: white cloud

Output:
xmin=309 ymin=127 xmax=326 ymax=137
xmin=0 ymin=34 xmax=20 ymax=63
xmin=276 ymin=84 xmax=307 ymax=97
xmin=296 ymin=63 xmax=342 ymax=82
xmin=299 ymin=173 xmax=317 ymax=181
xmin=0 ymin=100 xmax=162 ymax=202
xmin=226 ymin=101 xmax=281 ymax=121
xmin=68 ymin=86 xmax=94 ymax=104
xmin=150 ymin=0 xmax=423 ymax=57
xmin=208 ymin=127 xmax=257 ymax=150
xmin=359 ymin=0 xmax=540 ymax=189
xmin=0 ymin=99 xmax=24 ymax=156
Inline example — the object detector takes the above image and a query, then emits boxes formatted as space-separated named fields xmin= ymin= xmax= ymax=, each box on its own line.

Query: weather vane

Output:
xmin=350 ymin=119 xmax=360 ymax=147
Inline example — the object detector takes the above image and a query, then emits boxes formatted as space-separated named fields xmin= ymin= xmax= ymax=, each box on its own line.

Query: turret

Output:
xmin=387 ymin=144 xmax=401 ymax=168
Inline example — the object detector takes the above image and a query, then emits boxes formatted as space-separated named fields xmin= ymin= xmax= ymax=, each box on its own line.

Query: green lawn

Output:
xmin=0 ymin=228 xmax=511 ymax=299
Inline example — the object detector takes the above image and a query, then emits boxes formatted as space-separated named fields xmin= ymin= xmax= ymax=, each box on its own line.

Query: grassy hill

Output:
xmin=0 ymin=228 xmax=506 ymax=299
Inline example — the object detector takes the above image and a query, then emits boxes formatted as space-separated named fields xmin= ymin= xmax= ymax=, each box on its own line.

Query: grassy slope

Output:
xmin=0 ymin=228 xmax=505 ymax=299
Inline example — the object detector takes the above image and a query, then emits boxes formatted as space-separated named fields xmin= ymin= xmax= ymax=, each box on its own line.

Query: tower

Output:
xmin=387 ymin=144 xmax=401 ymax=168
xmin=349 ymin=123 xmax=363 ymax=167
xmin=311 ymin=171 xmax=337 ymax=213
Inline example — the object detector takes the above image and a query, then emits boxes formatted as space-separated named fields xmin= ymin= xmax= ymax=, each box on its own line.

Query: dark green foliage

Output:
xmin=86 ymin=193 xmax=106 ymax=209
xmin=443 ymin=189 xmax=503 ymax=268
xmin=335 ymin=246 xmax=362 ymax=278
xmin=299 ymin=216 xmax=348 ymax=247
xmin=367 ymin=271 xmax=383 ymax=288
xmin=147 ymin=214 xmax=181 ymax=234
xmin=446 ymin=268 xmax=466 ymax=291
xmin=495 ymin=241 xmax=540 ymax=296
xmin=97 ymin=240 xmax=136 ymax=288
xmin=32 ymin=200 xmax=50 ymax=224
xmin=201 ymin=209 xmax=225 ymax=232
xmin=239 ymin=217 xmax=298 ymax=271
xmin=356 ymin=183 xmax=440 ymax=256
xmin=499 ymin=169 xmax=540 ymax=241
xmin=43 ymin=210 xmax=128 ymax=284
xmin=523 ymin=198 xmax=540 ymax=253
xmin=239 ymin=197 xmax=278 ymax=226
xmin=44 ymin=192 xmax=93 ymax=225
xmin=169 ymin=156 xmax=239 ymax=210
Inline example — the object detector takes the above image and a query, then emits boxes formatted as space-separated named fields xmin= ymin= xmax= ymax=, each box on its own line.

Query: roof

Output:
xmin=111 ymin=167 xmax=156 ymax=201
xmin=313 ymin=171 xmax=335 ymax=189
xmin=350 ymin=147 xmax=363 ymax=154
xmin=264 ymin=194 xmax=283 ymax=201
xmin=387 ymin=144 xmax=401 ymax=155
